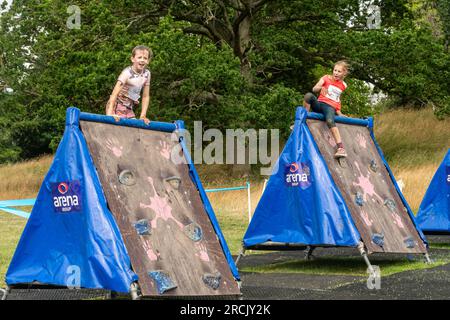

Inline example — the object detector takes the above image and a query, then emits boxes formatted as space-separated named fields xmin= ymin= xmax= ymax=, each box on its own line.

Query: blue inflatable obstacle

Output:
xmin=5 ymin=107 xmax=241 ymax=299
xmin=416 ymin=149 xmax=450 ymax=235
xmin=239 ymin=107 xmax=430 ymax=268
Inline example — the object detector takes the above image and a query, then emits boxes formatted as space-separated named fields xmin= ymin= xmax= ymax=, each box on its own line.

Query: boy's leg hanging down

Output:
xmin=322 ymin=103 xmax=347 ymax=158
xmin=330 ymin=127 xmax=342 ymax=146
xmin=304 ymin=94 xmax=346 ymax=157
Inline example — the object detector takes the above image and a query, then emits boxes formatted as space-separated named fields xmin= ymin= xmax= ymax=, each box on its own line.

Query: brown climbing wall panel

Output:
xmin=307 ymin=120 xmax=427 ymax=254
xmin=80 ymin=121 xmax=241 ymax=297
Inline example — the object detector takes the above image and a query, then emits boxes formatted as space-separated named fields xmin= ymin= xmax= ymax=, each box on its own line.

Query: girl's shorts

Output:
xmin=114 ymin=103 xmax=136 ymax=119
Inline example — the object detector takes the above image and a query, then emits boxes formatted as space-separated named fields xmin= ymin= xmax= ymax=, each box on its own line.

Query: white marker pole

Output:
xmin=261 ymin=178 xmax=268 ymax=196
xmin=247 ymin=182 xmax=252 ymax=224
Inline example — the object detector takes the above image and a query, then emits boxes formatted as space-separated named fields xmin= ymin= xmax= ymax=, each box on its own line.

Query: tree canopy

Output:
xmin=0 ymin=0 xmax=448 ymax=163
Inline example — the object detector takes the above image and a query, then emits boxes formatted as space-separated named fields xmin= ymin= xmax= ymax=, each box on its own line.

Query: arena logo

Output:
xmin=284 ymin=162 xmax=312 ymax=189
xmin=51 ymin=181 xmax=82 ymax=213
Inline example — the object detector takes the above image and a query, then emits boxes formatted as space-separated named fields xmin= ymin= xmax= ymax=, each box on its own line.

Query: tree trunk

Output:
xmin=236 ymin=15 xmax=253 ymax=83
xmin=232 ymin=15 xmax=252 ymax=176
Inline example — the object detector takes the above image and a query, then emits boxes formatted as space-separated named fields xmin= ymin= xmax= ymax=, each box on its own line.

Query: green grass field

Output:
xmin=0 ymin=212 xmax=27 ymax=287
xmin=241 ymin=256 xmax=449 ymax=277
xmin=429 ymin=243 xmax=450 ymax=250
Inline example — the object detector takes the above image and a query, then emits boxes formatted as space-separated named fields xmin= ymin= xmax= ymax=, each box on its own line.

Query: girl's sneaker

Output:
xmin=334 ymin=147 xmax=347 ymax=158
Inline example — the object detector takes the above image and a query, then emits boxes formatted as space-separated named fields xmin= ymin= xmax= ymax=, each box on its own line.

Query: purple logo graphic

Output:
xmin=51 ymin=181 xmax=82 ymax=213
xmin=285 ymin=162 xmax=312 ymax=189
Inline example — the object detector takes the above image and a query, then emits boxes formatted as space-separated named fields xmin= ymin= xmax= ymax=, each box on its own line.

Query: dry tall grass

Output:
xmin=374 ymin=107 xmax=449 ymax=212
xmin=0 ymin=155 xmax=53 ymax=200
xmin=390 ymin=163 xmax=440 ymax=213
xmin=375 ymin=107 xmax=449 ymax=167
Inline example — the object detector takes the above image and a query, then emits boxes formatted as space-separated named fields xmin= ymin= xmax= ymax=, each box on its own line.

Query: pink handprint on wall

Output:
xmin=158 ymin=141 xmax=171 ymax=160
xmin=356 ymin=132 xmax=367 ymax=149
xmin=142 ymin=239 xmax=159 ymax=261
xmin=195 ymin=242 xmax=210 ymax=262
xmin=140 ymin=177 xmax=184 ymax=230
xmin=352 ymin=162 xmax=383 ymax=203
xmin=105 ymin=137 xmax=124 ymax=157
xmin=391 ymin=212 xmax=405 ymax=229
xmin=360 ymin=209 xmax=374 ymax=227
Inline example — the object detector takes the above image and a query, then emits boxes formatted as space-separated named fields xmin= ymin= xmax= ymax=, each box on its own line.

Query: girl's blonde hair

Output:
xmin=334 ymin=60 xmax=350 ymax=73
xmin=132 ymin=45 xmax=153 ymax=59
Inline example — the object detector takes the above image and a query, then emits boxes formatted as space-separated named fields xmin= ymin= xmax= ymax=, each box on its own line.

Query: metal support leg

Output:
xmin=304 ymin=246 xmax=315 ymax=260
xmin=0 ymin=286 xmax=10 ymax=300
xmin=235 ymin=247 xmax=246 ymax=266
xmin=130 ymin=282 xmax=142 ymax=300
xmin=237 ymin=280 xmax=244 ymax=300
xmin=358 ymin=242 xmax=375 ymax=275
xmin=424 ymin=253 xmax=433 ymax=264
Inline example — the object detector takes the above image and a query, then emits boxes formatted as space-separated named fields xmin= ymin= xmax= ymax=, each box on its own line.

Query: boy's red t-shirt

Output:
xmin=317 ymin=75 xmax=347 ymax=112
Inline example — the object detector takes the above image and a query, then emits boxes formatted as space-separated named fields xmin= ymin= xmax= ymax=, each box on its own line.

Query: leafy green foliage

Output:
xmin=0 ymin=0 xmax=448 ymax=163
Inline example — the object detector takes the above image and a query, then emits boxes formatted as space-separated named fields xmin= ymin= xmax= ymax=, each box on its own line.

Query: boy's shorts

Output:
xmin=114 ymin=103 xmax=136 ymax=119
xmin=304 ymin=93 xmax=337 ymax=128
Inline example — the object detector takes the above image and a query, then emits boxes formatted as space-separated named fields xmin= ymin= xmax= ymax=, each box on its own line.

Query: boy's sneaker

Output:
xmin=334 ymin=147 xmax=347 ymax=158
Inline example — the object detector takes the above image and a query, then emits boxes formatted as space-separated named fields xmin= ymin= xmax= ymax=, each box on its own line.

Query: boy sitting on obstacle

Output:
xmin=106 ymin=45 xmax=152 ymax=124
xmin=303 ymin=60 xmax=349 ymax=158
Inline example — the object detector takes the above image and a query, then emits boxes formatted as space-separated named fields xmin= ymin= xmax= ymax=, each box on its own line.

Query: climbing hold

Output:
xmin=202 ymin=272 xmax=222 ymax=290
xmin=337 ymin=157 xmax=348 ymax=168
xmin=164 ymin=176 xmax=181 ymax=189
xmin=372 ymin=233 xmax=385 ymax=247
xmin=148 ymin=270 xmax=177 ymax=294
xmin=118 ymin=170 xmax=136 ymax=186
xmin=384 ymin=199 xmax=396 ymax=212
xmin=355 ymin=192 xmax=364 ymax=206
xmin=369 ymin=159 xmax=378 ymax=172
xmin=134 ymin=219 xmax=151 ymax=236
xmin=184 ymin=222 xmax=203 ymax=242
xmin=404 ymin=236 xmax=416 ymax=249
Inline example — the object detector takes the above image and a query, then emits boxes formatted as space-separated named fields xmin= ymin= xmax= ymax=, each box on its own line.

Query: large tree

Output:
xmin=0 ymin=0 xmax=448 ymax=163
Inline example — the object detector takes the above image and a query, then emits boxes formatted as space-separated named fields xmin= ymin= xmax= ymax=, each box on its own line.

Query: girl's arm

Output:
xmin=106 ymin=81 xmax=124 ymax=119
xmin=312 ymin=77 xmax=325 ymax=94
xmin=139 ymin=85 xmax=150 ymax=125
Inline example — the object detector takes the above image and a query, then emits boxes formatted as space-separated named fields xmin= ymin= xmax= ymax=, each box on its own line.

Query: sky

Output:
xmin=0 ymin=0 xmax=12 ymax=14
